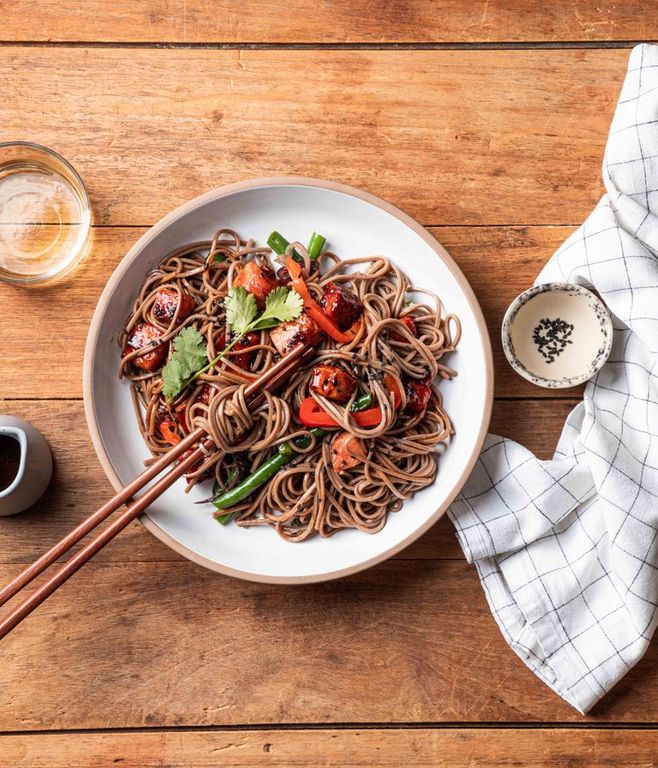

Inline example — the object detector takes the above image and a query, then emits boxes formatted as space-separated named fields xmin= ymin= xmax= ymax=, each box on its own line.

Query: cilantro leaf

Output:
xmin=225 ymin=287 xmax=258 ymax=337
xmin=162 ymin=281 xmax=304 ymax=401
xmin=173 ymin=326 xmax=208 ymax=367
xmin=161 ymin=358 xmax=186 ymax=401
xmin=250 ymin=287 xmax=304 ymax=330
xmin=225 ymin=285 xmax=303 ymax=336
xmin=161 ymin=326 xmax=208 ymax=400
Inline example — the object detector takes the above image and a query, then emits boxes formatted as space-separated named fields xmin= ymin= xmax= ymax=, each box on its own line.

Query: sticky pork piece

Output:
xmin=269 ymin=313 xmax=323 ymax=355
xmin=217 ymin=330 xmax=260 ymax=370
xmin=331 ymin=432 xmax=367 ymax=473
xmin=309 ymin=365 xmax=357 ymax=403
xmin=319 ymin=282 xmax=363 ymax=331
xmin=233 ymin=261 xmax=279 ymax=305
xmin=152 ymin=287 xmax=197 ymax=325
xmin=123 ymin=322 xmax=168 ymax=372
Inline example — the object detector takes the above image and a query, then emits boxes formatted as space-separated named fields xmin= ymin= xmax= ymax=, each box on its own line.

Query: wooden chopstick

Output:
xmin=0 ymin=440 xmax=211 ymax=641
xmin=0 ymin=424 xmax=205 ymax=611
xmin=0 ymin=344 xmax=312 ymax=641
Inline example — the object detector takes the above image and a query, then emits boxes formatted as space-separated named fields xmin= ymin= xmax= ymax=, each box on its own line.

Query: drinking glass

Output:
xmin=0 ymin=141 xmax=91 ymax=286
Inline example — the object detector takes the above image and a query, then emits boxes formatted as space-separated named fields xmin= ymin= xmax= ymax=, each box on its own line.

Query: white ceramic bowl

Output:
xmin=83 ymin=177 xmax=493 ymax=583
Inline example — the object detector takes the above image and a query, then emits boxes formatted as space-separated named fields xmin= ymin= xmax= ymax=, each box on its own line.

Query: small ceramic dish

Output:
xmin=0 ymin=416 xmax=53 ymax=516
xmin=502 ymin=282 xmax=613 ymax=389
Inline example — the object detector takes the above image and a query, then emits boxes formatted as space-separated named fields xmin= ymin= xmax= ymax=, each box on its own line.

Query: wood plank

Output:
xmin=0 ymin=48 xmax=622 ymax=226
xmin=0 ymin=398 xmax=576 ymax=564
xmin=437 ymin=225 xmax=584 ymax=400
xmin=2 ymin=728 xmax=658 ymax=767
xmin=0 ymin=559 xmax=657 ymax=726
xmin=0 ymin=226 xmax=578 ymax=400
xmin=1 ymin=1 xmax=656 ymax=44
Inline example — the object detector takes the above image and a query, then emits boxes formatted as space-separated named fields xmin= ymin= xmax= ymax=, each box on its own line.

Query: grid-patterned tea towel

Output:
xmin=448 ymin=44 xmax=658 ymax=714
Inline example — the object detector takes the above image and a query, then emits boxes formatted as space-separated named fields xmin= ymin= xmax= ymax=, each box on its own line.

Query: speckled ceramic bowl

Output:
xmin=502 ymin=282 xmax=613 ymax=389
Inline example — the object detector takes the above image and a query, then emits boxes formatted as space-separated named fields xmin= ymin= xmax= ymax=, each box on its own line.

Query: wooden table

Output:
xmin=1 ymin=3 xmax=658 ymax=765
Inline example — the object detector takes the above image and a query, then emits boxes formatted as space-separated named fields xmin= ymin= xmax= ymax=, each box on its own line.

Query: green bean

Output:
xmin=351 ymin=392 xmax=372 ymax=411
xmin=291 ymin=426 xmax=326 ymax=450
xmin=214 ymin=452 xmax=291 ymax=516
xmin=267 ymin=231 xmax=290 ymax=256
xmin=307 ymin=231 xmax=326 ymax=260
xmin=266 ymin=230 xmax=326 ymax=263
xmin=213 ymin=398 xmax=371 ymax=518
xmin=213 ymin=429 xmax=325 ymax=516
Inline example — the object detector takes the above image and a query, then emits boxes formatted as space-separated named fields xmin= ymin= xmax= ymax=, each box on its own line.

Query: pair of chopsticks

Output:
xmin=0 ymin=344 xmax=313 ymax=641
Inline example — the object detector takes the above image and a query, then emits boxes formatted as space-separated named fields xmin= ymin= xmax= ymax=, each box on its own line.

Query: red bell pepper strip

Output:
xmin=298 ymin=398 xmax=341 ymax=429
xmin=298 ymin=375 xmax=402 ymax=429
xmin=159 ymin=419 xmax=182 ymax=446
xmin=159 ymin=417 xmax=205 ymax=476
xmin=285 ymin=256 xmax=360 ymax=344
xmin=174 ymin=403 xmax=189 ymax=434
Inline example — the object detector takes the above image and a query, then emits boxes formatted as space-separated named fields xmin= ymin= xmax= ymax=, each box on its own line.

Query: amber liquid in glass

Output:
xmin=0 ymin=156 xmax=88 ymax=282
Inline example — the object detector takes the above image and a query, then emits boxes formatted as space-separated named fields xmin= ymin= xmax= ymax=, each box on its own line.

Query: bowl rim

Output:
xmin=501 ymin=281 xmax=614 ymax=389
xmin=82 ymin=176 xmax=494 ymax=584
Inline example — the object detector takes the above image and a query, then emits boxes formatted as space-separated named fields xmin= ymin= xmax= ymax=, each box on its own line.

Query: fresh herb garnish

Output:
xmin=227 ymin=286 xmax=303 ymax=334
xmin=162 ymin=285 xmax=303 ymax=401
xmin=225 ymin=286 xmax=259 ymax=336
xmin=161 ymin=327 xmax=208 ymax=400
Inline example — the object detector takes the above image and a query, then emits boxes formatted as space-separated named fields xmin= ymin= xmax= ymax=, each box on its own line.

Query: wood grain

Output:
xmin=1 ymin=6 xmax=650 ymax=748
xmin=0 ymin=398 xmax=577 ymax=565
xmin=2 ymin=728 xmax=658 ymax=767
xmin=0 ymin=226 xmax=579 ymax=400
xmin=1 ymin=1 xmax=655 ymax=44
xmin=0 ymin=559 xmax=657 ymax=727
xmin=0 ymin=48 xmax=622 ymax=226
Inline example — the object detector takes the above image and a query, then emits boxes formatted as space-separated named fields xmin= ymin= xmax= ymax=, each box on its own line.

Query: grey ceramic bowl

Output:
xmin=502 ymin=282 xmax=613 ymax=389
xmin=0 ymin=416 xmax=53 ymax=516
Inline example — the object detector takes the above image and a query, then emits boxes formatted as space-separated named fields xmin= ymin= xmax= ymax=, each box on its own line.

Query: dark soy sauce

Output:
xmin=0 ymin=435 xmax=21 ymax=492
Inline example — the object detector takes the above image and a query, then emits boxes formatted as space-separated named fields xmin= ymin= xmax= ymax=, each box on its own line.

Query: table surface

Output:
xmin=2 ymin=3 xmax=658 ymax=766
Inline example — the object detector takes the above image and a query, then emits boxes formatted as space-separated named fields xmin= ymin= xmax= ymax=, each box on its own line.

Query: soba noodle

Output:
xmin=119 ymin=228 xmax=460 ymax=542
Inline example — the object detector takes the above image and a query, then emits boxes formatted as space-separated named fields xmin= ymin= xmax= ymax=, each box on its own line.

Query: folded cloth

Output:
xmin=448 ymin=44 xmax=658 ymax=714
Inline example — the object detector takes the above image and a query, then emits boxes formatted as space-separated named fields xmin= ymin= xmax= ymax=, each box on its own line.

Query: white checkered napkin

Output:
xmin=448 ymin=44 xmax=658 ymax=714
